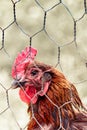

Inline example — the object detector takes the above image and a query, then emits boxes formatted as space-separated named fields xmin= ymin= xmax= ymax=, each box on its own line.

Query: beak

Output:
xmin=11 ymin=80 xmax=20 ymax=89
xmin=11 ymin=80 xmax=26 ymax=89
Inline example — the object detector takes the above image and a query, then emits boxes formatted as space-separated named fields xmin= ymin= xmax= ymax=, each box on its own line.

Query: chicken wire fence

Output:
xmin=0 ymin=0 xmax=87 ymax=130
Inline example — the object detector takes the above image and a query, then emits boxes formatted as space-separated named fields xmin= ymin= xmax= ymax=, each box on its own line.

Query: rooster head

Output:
xmin=11 ymin=47 xmax=52 ymax=105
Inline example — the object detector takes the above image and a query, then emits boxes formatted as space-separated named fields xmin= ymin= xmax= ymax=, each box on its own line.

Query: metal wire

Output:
xmin=0 ymin=0 xmax=87 ymax=130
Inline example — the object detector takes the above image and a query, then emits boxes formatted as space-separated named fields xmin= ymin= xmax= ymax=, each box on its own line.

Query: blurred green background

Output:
xmin=0 ymin=0 xmax=87 ymax=130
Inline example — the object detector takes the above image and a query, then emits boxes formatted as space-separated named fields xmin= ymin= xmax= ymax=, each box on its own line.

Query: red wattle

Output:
xmin=19 ymin=86 xmax=37 ymax=104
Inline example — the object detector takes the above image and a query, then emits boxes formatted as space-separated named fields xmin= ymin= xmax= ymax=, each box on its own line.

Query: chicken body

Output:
xmin=11 ymin=47 xmax=87 ymax=130
xmin=26 ymin=62 xmax=87 ymax=130
xmin=12 ymin=61 xmax=87 ymax=130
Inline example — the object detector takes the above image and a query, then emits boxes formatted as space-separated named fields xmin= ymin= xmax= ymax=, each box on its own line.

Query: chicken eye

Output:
xmin=31 ymin=70 xmax=39 ymax=76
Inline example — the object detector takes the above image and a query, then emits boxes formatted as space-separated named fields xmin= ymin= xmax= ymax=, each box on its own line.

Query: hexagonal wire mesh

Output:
xmin=0 ymin=0 xmax=87 ymax=130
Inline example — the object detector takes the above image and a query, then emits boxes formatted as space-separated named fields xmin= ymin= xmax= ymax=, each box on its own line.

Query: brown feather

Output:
xmin=27 ymin=62 xmax=87 ymax=130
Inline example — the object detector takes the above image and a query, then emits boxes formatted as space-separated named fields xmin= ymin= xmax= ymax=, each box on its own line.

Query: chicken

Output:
xmin=11 ymin=47 xmax=87 ymax=130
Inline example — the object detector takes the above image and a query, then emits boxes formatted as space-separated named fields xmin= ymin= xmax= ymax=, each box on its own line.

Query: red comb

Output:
xmin=12 ymin=47 xmax=37 ymax=79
